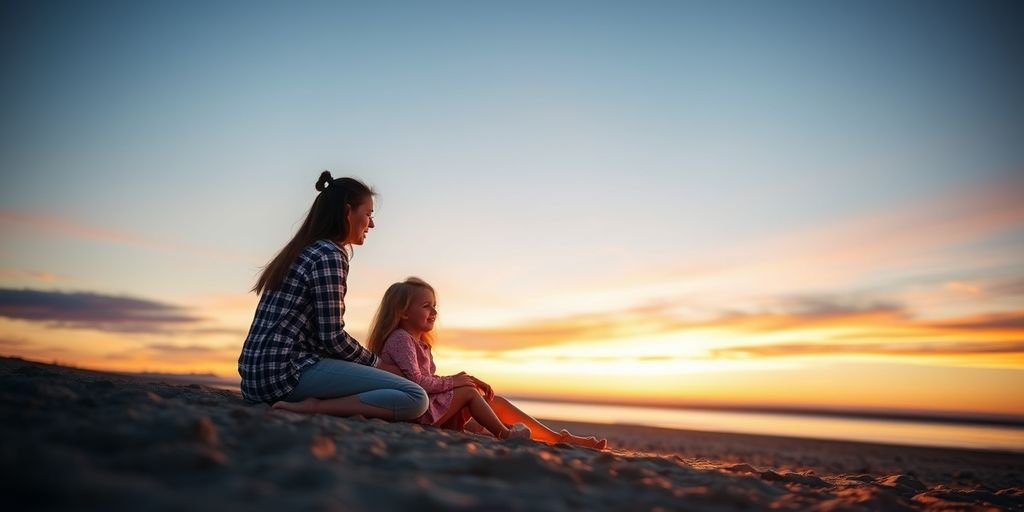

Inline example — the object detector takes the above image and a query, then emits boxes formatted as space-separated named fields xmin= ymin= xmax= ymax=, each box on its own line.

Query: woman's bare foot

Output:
xmin=558 ymin=429 xmax=608 ymax=449
xmin=271 ymin=397 xmax=320 ymax=414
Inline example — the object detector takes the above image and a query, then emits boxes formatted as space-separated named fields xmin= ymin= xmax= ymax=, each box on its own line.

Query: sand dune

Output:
xmin=2 ymin=357 xmax=1021 ymax=511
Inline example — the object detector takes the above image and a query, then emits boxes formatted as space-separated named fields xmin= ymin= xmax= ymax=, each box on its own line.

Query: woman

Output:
xmin=238 ymin=171 xmax=429 ymax=421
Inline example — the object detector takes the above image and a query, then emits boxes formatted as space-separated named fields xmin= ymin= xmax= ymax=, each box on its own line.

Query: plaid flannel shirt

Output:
xmin=238 ymin=239 xmax=379 ymax=403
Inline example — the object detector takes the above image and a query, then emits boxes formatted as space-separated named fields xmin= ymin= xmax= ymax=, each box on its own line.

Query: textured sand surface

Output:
xmin=2 ymin=357 xmax=1021 ymax=511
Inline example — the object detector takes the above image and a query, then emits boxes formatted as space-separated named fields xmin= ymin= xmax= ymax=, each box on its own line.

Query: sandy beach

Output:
xmin=2 ymin=356 xmax=1021 ymax=511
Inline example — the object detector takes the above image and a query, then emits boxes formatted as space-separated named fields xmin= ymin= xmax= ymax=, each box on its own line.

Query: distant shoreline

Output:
xmin=134 ymin=375 xmax=1024 ymax=429
xmin=504 ymin=394 xmax=1024 ymax=429
xmin=9 ymin=355 xmax=1021 ymax=428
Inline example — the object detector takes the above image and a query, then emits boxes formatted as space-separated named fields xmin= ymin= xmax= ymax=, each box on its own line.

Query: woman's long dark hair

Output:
xmin=252 ymin=171 xmax=374 ymax=294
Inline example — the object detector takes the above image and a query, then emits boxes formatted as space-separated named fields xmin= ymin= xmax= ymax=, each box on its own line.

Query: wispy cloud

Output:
xmin=0 ymin=336 xmax=73 ymax=360
xmin=760 ymin=177 xmax=1024 ymax=278
xmin=441 ymin=295 xmax=912 ymax=350
xmin=702 ymin=297 xmax=908 ymax=333
xmin=0 ymin=268 xmax=68 ymax=283
xmin=437 ymin=285 xmax=1024 ymax=375
xmin=181 ymin=327 xmax=249 ymax=337
xmin=464 ymin=177 xmax=1024 ymax=365
xmin=0 ymin=337 xmax=30 ymax=349
xmin=944 ymin=281 xmax=982 ymax=295
xmin=985 ymin=277 xmax=1024 ymax=298
xmin=929 ymin=311 xmax=1024 ymax=331
xmin=98 ymin=343 xmax=240 ymax=368
xmin=142 ymin=343 xmax=240 ymax=361
xmin=146 ymin=343 xmax=223 ymax=354
xmin=711 ymin=340 xmax=1024 ymax=358
xmin=574 ymin=176 xmax=1024 ymax=312
xmin=0 ymin=288 xmax=202 ymax=334
xmin=0 ymin=209 xmax=258 ymax=263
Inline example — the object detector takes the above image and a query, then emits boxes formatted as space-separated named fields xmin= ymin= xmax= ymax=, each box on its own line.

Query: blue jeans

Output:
xmin=285 ymin=358 xmax=428 ymax=421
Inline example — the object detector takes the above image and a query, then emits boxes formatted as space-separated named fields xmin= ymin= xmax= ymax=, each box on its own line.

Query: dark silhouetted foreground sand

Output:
xmin=2 ymin=357 xmax=1021 ymax=511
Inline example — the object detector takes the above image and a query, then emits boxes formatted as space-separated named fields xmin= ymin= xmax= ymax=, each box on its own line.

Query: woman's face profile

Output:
xmin=345 ymin=198 xmax=375 ymax=245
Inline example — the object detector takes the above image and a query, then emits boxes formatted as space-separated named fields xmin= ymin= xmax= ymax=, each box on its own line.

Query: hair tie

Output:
xmin=316 ymin=170 xmax=334 ymax=192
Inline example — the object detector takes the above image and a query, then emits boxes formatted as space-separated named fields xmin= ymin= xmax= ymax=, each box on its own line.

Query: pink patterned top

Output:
xmin=380 ymin=328 xmax=462 ymax=426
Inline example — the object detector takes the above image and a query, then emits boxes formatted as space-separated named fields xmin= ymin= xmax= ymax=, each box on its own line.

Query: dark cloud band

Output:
xmin=0 ymin=288 xmax=201 ymax=334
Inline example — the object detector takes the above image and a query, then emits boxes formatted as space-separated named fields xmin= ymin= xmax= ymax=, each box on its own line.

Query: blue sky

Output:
xmin=1 ymin=0 xmax=1023 ymax=413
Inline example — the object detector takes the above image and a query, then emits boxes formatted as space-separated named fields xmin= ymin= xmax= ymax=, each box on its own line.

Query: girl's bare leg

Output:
xmin=272 ymin=395 xmax=394 ymax=419
xmin=434 ymin=387 xmax=511 ymax=438
xmin=463 ymin=418 xmax=488 ymax=435
xmin=487 ymin=395 xmax=608 ymax=448
xmin=485 ymin=396 xmax=561 ymax=443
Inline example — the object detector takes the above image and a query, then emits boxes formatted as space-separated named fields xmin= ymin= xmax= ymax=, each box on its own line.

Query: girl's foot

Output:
xmin=558 ymin=429 xmax=608 ymax=450
xmin=500 ymin=422 xmax=532 ymax=440
xmin=271 ymin=397 xmax=320 ymax=414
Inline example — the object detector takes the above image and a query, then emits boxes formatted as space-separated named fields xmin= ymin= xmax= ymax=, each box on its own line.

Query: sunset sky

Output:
xmin=2 ymin=1 xmax=1023 ymax=418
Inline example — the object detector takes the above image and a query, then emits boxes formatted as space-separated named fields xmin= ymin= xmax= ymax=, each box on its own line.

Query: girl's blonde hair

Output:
xmin=366 ymin=277 xmax=436 ymax=354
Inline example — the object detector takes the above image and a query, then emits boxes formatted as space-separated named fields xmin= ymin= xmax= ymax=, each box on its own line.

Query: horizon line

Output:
xmin=8 ymin=355 xmax=1021 ymax=429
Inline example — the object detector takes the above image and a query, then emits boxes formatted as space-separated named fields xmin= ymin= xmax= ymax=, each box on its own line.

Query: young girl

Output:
xmin=367 ymin=277 xmax=608 ymax=449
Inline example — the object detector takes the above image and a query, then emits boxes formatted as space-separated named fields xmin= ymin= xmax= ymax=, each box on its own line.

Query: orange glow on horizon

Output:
xmin=3 ymin=301 xmax=1022 ymax=417
xmin=2 ymin=178 xmax=1022 ymax=418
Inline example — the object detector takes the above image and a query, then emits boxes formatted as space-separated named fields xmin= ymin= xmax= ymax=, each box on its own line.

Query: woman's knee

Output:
xmin=393 ymin=383 xmax=429 ymax=420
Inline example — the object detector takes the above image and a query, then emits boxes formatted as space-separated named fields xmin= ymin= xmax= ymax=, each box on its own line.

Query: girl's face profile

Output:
xmin=402 ymin=287 xmax=437 ymax=334
xmin=345 ymin=198 xmax=375 ymax=245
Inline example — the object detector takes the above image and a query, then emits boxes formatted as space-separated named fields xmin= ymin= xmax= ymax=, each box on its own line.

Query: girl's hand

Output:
xmin=453 ymin=374 xmax=475 ymax=388
xmin=471 ymin=377 xmax=494 ymax=400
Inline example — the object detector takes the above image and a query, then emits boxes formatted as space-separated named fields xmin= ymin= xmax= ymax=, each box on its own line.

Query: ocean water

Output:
xmin=197 ymin=378 xmax=1023 ymax=452
xmin=511 ymin=399 xmax=1024 ymax=453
